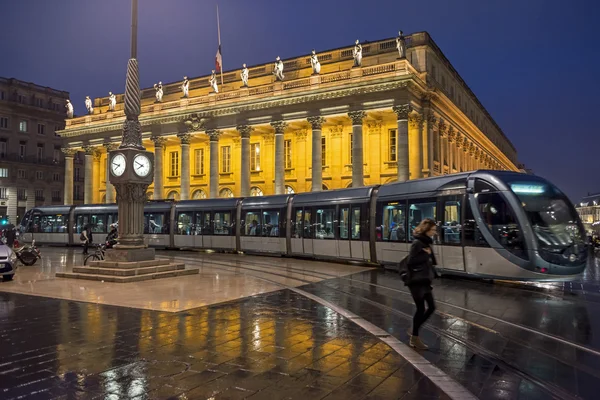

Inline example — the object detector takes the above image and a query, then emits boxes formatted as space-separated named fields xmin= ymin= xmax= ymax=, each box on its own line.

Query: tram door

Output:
xmin=437 ymin=196 xmax=466 ymax=271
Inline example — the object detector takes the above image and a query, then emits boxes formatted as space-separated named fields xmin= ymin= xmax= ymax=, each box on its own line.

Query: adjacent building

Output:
xmin=0 ymin=77 xmax=69 ymax=223
xmin=576 ymin=193 xmax=600 ymax=235
xmin=59 ymin=31 xmax=518 ymax=204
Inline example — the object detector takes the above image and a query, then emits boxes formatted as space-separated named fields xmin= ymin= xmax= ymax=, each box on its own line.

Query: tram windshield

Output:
xmin=509 ymin=179 xmax=586 ymax=263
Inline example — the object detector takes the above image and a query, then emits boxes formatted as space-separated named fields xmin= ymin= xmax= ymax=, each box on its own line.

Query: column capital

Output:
xmin=408 ymin=114 xmax=423 ymax=129
xmin=438 ymin=121 xmax=448 ymax=137
xmin=462 ymin=138 xmax=470 ymax=152
xmin=61 ymin=148 xmax=77 ymax=158
xmin=103 ymin=142 xmax=119 ymax=152
xmin=151 ymin=136 xmax=168 ymax=148
xmin=468 ymin=143 xmax=476 ymax=156
xmin=178 ymin=133 xmax=192 ymax=145
xmin=206 ymin=129 xmax=221 ymax=141
xmin=473 ymin=148 xmax=480 ymax=159
xmin=307 ymin=116 xmax=325 ymax=130
xmin=236 ymin=125 xmax=253 ymax=138
xmin=392 ymin=104 xmax=411 ymax=120
xmin=347 ymin=110 xmax=366 ymax=125
xmin=447 ymin=126 xmax=456 ymax=142
xmin=270 ymin=120 xmax=287 ymax=134
xmin=83 ymin=145 xmax=97 ymax=155
xmin=426 ymin=113 xmax=437 ymax=127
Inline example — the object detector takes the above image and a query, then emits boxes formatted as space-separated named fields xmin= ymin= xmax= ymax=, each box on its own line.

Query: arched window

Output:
xmin=346 ymin=181 xmax=353 ymax=188
xmin=285 ymin=185 xmax=294 ymax=194
xmin=192 ymin=189 xmax=207 ymax=199
xmin=167 ymin=191 xmax=179 ymax=200
xmin=101 ymin=194 xmax=106 ymax=204
xmin=146 ymin=192 xmax=153 ymax=200
xmin=219 ymin=188 xmax=233 ymax=198
xmin=322 ymin=184 xmax=329 ymax=191
xmin=250 ymin=187 xmax=263 ymax=197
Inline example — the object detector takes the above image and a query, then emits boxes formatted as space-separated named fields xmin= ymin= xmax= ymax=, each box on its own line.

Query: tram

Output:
xmin=19 ymin=170 xmax=587 ymax=281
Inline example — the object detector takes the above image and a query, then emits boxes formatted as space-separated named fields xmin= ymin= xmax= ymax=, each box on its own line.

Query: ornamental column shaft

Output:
xmin=348 ymin=111 xmax=366 ymax=187
xmin=393 ymin=105 xmax=410 ymax=182
xmin=103 ymin=143 xmax=118 ymax=203
xmin=151 ymin=137 xmax=166 ymax=200
xmin=308 ymin=116 xmax=325 ymax=191
xmin=83 ymin=146 xmax=96 ymax=204
xmin=271 ymin=121 xmax=287 ymax=194
xmin=62 ymin=148 xmax=76 ymax=205
xmin=208 ymin=130 xmax=220 ymax=198
xmin=237 ymin=125 xmax=252 ymax=197
xmin=447 ymin=127 xmax=455 ymax=174
xmin=179 ymin=134 xmax=191 ymax=200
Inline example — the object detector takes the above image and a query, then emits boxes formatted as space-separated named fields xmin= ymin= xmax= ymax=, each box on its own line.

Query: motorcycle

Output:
xmin=15 ymin=240 xmax=41 ymax=266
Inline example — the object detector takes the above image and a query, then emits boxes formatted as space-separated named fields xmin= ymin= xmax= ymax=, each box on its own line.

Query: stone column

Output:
xmin=103 ymin=143 xmax=118 ymax=203
xmin=271 ymin=121 xmax=287 ymax=194
xmin=151 ymin=137 xmax=166 ymax=200
xmin=62 ymin=148 xmax=76 ymax=205
xmin=308 ymin=116 xmax=325 ymax=191
xmin=462 ymin=138 xmax=470 ymax=172
xmin=347 ymin=111 xmax=366 ymax=187
xmin=207 ymin=130 xmax=220 ymax=198
xmin=448 ymin=128 xmax=457 ymax=173
xmin=393 ymin=105 xmax=410 ymax=182
xmin=438 ymin=121 xmax=447 ymax=175
xmin=83 ymin=146 xmax=96 ymax=204
xmin=408 ymin=113 xmax=423 ymax=179
xmin=178 ymin=133 xmax=192 ymax=200
xmin=423 ymin=113 xmax=435 ymax=177
xmin=237 ymin=125 xmax=252 ymax=197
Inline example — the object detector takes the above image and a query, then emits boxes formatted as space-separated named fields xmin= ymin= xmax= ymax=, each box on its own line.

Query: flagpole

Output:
xmin=217 ymin=4 xmax=223 ymax=85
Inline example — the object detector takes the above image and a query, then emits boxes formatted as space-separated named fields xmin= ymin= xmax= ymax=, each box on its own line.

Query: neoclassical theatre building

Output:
xmin=59 ymin=31 xmax=518 ymax=204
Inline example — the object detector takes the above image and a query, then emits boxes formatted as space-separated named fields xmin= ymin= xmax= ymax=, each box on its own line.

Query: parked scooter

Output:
xmin=14 ymin=240 xmax=41 ymax=266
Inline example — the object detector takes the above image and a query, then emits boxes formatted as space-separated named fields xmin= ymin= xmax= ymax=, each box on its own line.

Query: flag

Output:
xmin=215 ymin=44 xmax=222 ymax=73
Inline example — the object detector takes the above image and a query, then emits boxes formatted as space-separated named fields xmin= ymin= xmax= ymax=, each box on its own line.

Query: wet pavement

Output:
xmin=1 ymin=248 xmax=600 ymax=399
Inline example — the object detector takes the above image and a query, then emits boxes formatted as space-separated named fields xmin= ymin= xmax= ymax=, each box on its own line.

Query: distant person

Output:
xmin=81 ymin=224 xmax=93 ymax=255
xmin=106 ymin=224 xmax=118 ymax=248
xmin=405 ymin=218 xmax=439 ymax=350
xmin=5 ymin=228 xmax=16 ymax=248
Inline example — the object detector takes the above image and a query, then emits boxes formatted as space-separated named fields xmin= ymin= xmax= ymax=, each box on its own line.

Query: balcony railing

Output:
xmin=2 ymin=154 xmax=65 ymax=166
xmin=51 ymin=197 xmax=61 ymax=202
xmin=35 ymin=196 xmax=45 ymax=201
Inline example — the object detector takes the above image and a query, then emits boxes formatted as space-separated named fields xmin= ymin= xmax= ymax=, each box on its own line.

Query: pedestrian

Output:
xmin=81 ymin=224 xmax=93 ymax=255
xmin=5 ymin=227 xmax=16 ymax=248
xmin=405 ymin=218 xmax=439 ymax=350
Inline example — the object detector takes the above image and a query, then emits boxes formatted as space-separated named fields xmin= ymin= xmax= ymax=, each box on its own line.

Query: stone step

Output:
xmin=56 ymin=267 xmax=199 ymax=283
xmin=87 ymin=259 xmax=166 ymax=269
xmin=72 ymin=263 xmax=184 ymax=277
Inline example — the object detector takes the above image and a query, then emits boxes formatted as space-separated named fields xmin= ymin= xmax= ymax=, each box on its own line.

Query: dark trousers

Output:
xmin=83 ymin=241 xmax=90 ymax=255
xmin=409 ymin=284 xmax=436 ymax=336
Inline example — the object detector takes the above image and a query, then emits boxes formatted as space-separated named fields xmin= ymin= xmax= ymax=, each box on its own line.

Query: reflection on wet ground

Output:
xmin=1 ymin=248 xmax=600 ymax=399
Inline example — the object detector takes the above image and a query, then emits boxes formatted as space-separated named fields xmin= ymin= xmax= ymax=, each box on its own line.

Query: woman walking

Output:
xmin=405 ymin=218 xmax=439 ymax=350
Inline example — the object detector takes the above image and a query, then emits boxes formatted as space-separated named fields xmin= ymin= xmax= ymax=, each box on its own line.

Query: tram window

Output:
xmin=475 ymin=179 xmax=496 ymax=194
xmin=145 ymin=213 xmax=165 ymax=234
xmin=202 ymin=212 xmax=211 ymax=235
xmin=441 ymin=199 xmax=461 ymax=245
xmin=351 ymin=207 xmax=361 ymax=240
xmin=193 ymin=212 xmax=203 ymax=235
xmin=477 ymin=192 xmax=527 ymax=258
xmin=293 ymin=208 xmax=303 ymax=238
xmin=304 ymin=209 xmax=312 ymax=238
xmin=408 ymin=200 xmax=437 ymax=241
xmin=243 ymin=211 xmax=261 ymax=236
xmin=90 ymin=214 xmax=106 ymax=233
xmin=340 ymin=207 xmax=349 ymax=239
xmin=39 ymin=214 xmax=68 ymax=233
xmin=76 ymin=215 xmax=89 ymax=234
xmin=378 ymin=202 xmax=407 ymax=242
xmin=315 ymin=207 xmax=335 ymax=239
xmin=107 ymin=214 xmax=118 ymax=229
xmin=263 ymin=210 xmax=280 ymax=237
xmin=463 ymin=201 xmax=489 ymax=247
xmin=177 ymin=212 xmax=192 ymax=235
xmin=213 ymin=212 xmax=232 ymax=235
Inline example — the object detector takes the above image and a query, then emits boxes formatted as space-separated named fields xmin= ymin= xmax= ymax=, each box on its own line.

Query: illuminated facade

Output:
xmin=59 ymin=32 xmax=518 ymax=204
xmin=576 ymin=193 xmax=600 ymax=235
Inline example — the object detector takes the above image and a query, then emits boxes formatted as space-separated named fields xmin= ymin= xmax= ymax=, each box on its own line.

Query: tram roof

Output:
xmin=27 ymin=205 xmax=73 ymax=215
xmin=377 ymin=173 xmax=472 ymax=199
xmin=175 ymin=198 xmax=240 ymax=211
xmin=241 ymin=195 xmax=291 ymax=209
xmin=292 ymin=186 xmax=375 ymax=206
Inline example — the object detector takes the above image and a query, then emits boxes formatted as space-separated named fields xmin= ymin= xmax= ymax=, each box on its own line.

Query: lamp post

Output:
xmin=106 ymin=0 xmax=155 ymax=260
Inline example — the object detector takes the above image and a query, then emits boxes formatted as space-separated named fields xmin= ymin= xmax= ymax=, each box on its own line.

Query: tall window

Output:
xmin=37 ymin=144 xmax=44 ymax=162
xmin=321 ymin=137 xmax=326 ymax=167
xmin=19 ymin=142 xmax=26 ymax=159
xmin=349 ymin=133 xmax=354 ymax=163
xmin=51 ymin=190 xmax=60 ymax=201
xmin=35 ymin=189 xmax=44 ymax=200
xmin=194 ymin=148 xmax=204 ymax=175
xmin=221 ymin=146 xmax=231 ymax=173
xmin=250 ymin=143 xmax=260 ymax=171
xmin=250 ymin=187 xmax=263 ymax=196
xmin=19 ymin=121 xmax=27 ymax=133
xmin=0 ymin=140 xmax=6 ymax=158
xmin=284 ymin=139 xmax=292 ymax=168
xmin=0 ymin=168 xmax=7 ymax=178
xmin=17 ymin=188 xmax=26 ymax=200
xmin=53 ymin=172 xmax=60 ymax=182
xmin=37 ymin=124 xmax=45 ymax=135
xmin=74 ymin=167 xmax=80 ymax=180
xmin=0 ymin=117 xmax=8 ymax=129
xmin=0 ymin=188 xmax=7 ymax=199
xmin=18 ymin=170 xmax=26 ymax=179
xmin=169 ymin=151 xmax=179 ymax=176
xmin=53 ymin=148 xmax=60 ymax=162
xmin=388 ymin=129 xmax=397 ymax=162
xmin=36 ymin=171 xmax=43 ymax=180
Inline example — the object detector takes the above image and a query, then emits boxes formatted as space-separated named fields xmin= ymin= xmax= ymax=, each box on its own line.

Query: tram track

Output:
xmin=166 ymin=253 xmax=587 ymax=400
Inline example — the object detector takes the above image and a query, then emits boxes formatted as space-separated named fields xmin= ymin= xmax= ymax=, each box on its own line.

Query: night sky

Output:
xmin=1 ymin=0 xmax=597 ymax=202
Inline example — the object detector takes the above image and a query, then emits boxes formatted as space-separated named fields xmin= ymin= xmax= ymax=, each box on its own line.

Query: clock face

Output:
xmin=111 ymin=154 xmax=126 ymax=177
xmin=133 ymin=154 xmax=151 ymax=177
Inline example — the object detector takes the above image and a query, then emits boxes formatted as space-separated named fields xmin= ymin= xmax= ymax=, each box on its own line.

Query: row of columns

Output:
xmin=61 ymin=105 xmax=505 ymax=205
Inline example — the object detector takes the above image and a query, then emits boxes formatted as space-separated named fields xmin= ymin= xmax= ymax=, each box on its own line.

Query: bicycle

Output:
xmin=83 ymin=243 xmax=106 ymax=265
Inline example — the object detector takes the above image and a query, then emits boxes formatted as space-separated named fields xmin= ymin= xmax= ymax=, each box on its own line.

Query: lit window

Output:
xmin=0 ymin=188 xmax=7 ymax=199
xmin=0 ymin=168 xmax=7 ymax=178
xmin=221 ymin=146 xmax=231 ymax=173
xmin=219 ymin=188 xmax=233 ymax=198
xmin=321 ymin=137 xmax=326 ymax=167
xmin=167 ymin=190 xmax=179 ymax=200
xmin=285 ymin=185 xmax=294 ymax=194
xmin=388 ymin=129 xmax=397 ymax=162
xmin=250 ymin=143 xmax=260 ymax=171
xmin=19 ymin=121 xmax=27 ymax=132
xmin=349 ymin=132 xmax=353 ymax=163
xmin=284 ymin=139 xmax=292 ymax=169
xmin=192 ymin=189 xmax=206 ymax=199
xmin=250 ymin=187 xmax=263 ymax=196
xmin=169 ymin=151 xmax=179 ymax=176
xmin=194 ymin=148 xmax=204 ymax=175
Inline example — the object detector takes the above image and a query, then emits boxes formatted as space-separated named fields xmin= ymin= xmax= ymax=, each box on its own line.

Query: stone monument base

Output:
xmin=105 ymin=247 xmax=155 ymax=262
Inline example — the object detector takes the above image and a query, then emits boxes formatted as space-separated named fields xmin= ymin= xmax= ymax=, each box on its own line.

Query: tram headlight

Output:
xmin=569 ymin=254 xmax=576 ymax=262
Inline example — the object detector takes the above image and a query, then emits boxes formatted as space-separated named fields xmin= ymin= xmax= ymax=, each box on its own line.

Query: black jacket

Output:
xmin=405 ymin=234 xmax=439 ymax=286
